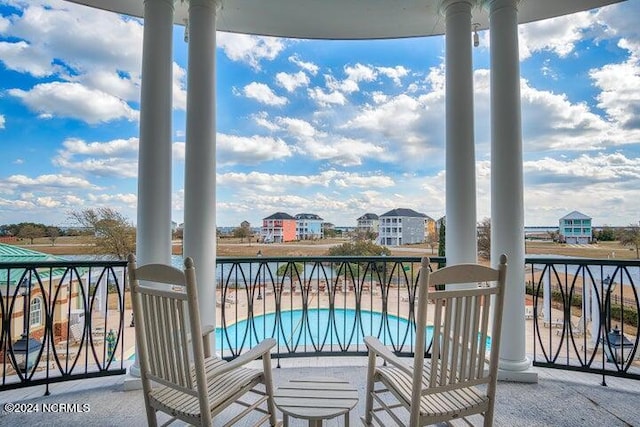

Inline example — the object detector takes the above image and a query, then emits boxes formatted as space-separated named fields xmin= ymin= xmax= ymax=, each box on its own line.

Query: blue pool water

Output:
xmin=129 ymin=308 xmax=490 ymax=355
xmin=217 ymin=308 xmax=418 ymax=350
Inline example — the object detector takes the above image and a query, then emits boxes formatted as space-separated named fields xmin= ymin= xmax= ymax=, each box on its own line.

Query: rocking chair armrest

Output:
xmin=364 ymin=336 xmax=412 ymax=376
xmin=208 ymin=338 xmax=276 ymax=376
xmin=201 ymin=324 xmax=215 ymax=358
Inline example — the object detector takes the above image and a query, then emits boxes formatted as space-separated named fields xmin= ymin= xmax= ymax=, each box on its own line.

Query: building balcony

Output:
xmin=1 ymin=255 xmax=639 ymax=425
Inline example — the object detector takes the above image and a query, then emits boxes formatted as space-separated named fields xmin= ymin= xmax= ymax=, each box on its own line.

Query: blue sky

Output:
xmin=0 ymin=0 xmax=639 ymax=228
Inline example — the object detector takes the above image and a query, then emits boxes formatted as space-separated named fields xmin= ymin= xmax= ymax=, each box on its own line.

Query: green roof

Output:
xmin=0 ymin=243 xmax=71 ymax=286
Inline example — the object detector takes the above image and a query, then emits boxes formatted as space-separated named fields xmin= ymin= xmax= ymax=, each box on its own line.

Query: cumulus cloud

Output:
xmin=276 ymin=71 xmax=310 ymax=92
xmin=518 ymin=11 xmax=594 ymax=60
xmin=243 ymin=82 xmax=288 ymax=106
xmin=9 ymin=82 xmax=139 ymax=124
xmin=53 ymin=137 xmax=139 ymax=178
xmin=589 ymin=50 xmax=640 ymax=129
xmin=0 ymin=114 xmax=4 ymax=129
xmin=307 ymin=87 xmax=347 ymax=106
xmin=288 ymin=54 xmax=319 ymax=75
xmin=377 ymin=65 xmax=409 ymax=85
xmin=217 ymin=32 xmax=286 ymax=69
xmin=1 ymin=174 xmax=96 ymax=192
xmin=217 ymin=133 xmax=293 ymax=165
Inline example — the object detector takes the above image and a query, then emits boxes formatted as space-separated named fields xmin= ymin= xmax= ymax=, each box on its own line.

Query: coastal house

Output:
xmin=357 ymin=213 xmax=379 ymax=234
xmin=559 ymin=211 xmax=592 ymax=244
xmin=261 ymin=212 xmax=297 ymax=243
xmin=378 ymin=208 xmax=428 ymax=246
xmin=295 ymin=213 xmax=324 ymax=240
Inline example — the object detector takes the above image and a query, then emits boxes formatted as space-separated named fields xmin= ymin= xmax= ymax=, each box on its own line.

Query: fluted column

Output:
xmin=129 ymin=0 xmax=175 ymax=383
xmin=441 ymin=0 xmax=478 ymax=266
xmin=183 ymin=0 xmax=220 ymax=354
xmin=488 ymin=0 xmax=537 ymax=382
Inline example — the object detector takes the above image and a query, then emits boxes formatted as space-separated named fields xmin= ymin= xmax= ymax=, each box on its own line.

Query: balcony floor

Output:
xmin=1 ymin=357 xmax=638 ymax=426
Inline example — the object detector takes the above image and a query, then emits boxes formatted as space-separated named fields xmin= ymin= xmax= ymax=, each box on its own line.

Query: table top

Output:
xmin=273 ymin=376 xmax=359 ymax=420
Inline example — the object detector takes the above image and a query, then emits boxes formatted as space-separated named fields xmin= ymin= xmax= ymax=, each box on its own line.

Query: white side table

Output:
xmin=273 ymin=376 xmax=359 ymax=426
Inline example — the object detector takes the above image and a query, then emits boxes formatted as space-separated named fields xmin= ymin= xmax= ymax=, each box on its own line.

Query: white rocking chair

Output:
xmin=127 ymin=254 xmax=279 ymax=426
xmin=362 ymin=255 xmax=507 ymax=426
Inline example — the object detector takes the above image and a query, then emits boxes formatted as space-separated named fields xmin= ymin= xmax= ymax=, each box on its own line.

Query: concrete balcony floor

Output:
xmin=1 ymin=357 xmax=638 ymax=426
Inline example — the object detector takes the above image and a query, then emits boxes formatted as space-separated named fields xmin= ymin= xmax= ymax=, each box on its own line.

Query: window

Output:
xmin=30 ymin=297 xmax=42 ymax=327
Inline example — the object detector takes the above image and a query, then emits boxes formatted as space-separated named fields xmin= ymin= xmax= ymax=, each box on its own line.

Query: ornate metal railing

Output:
xmin=215 ymin=256 xmax=437 ymax=363
xmin=0 ymin=259 xmax=127 ymax=393
xmin=3 ymin=254 xmax=639 ymax=392
xmin=526 ymin=256 xmax=640 ymax=383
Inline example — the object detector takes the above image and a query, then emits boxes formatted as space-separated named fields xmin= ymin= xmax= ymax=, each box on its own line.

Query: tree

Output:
xmin=425 ymin=229 xmax=438 ymax=254
xmin=233 ymin=225 xmax=251 ymax=242
xmin=327 ymin=240 xmax=390 ymax=257
xmin=68 ymin=208 xmax=136 ymax=260
xmin=17 ymin=224 xmax=44 ymax=244
xmin=619 ymin=224 xmax=640 ymax=258
xmin=477 ymin=217 xmax=491 ymax=260
xmin=46 ymin=226 xmax=61 ymax=246
xmin=594 ymin=226 xmax=617 ymax=242
xmin=438 ymin=221 xmax=446 ymax=259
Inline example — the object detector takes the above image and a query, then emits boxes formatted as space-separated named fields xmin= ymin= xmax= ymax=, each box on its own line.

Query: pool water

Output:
xmin=128 ymin=308 xmax=490 ymax=355
xmin=217 ymin=308 xmax=418 ymax=350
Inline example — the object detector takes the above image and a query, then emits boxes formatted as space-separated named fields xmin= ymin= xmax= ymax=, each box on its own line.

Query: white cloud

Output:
xmin=217 ymin=32 xmax=286 ymax=69
xmin=344 ymin=63 xmax=376 ymax=83
xmin=377 ymin=65 xmax=409 ymax=85
xmin=288 ymin=54 xmax=319 ymax=75
xmin=0 ymin=114 xmax=4 ymax=129
xmin=0 ymin=40 xmax=58 ymax=77
xmin=307 ymin=87 xmax=347 ymax=106
xmin=252 ymin=112 xmax=281 ymax=131
xmin=217 ymin=133 xmax=293 ymax=165
xmin=243 ymin=82 xmax=288 ymax=106
xmin=518 ymin=11 xmax=594 ymax=60
xmin=53 ymin=137 xmax=139 ymax=178
xmin=2 ymin=174 xmax=95 ymax=191
xmin=276 ymin=71 xmax=310 ymax=92
xmin=590 ymin=54 xmax=640 ymax=129
xmin=172 ymin=62 xmax=187 ymax=110
xmin=9 ymin=82 xmax=139 ymax=124
xmin=0 ymin=1 xmax=143 ymax=79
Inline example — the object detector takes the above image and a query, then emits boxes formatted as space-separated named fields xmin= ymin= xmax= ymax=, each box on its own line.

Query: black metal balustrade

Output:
xmin=215 ymin=256 xmax=434 ymax=362
xmin=526 ymin=256 xmax=640 ymax=383
xmin=0 ymin=260 xmax=127 ymax=393
xmin=2 ymin=254 xmax=639 ymax=393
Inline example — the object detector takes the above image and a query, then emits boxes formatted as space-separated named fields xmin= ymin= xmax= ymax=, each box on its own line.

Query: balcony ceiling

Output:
xmin=65 ymin=0 xmax=624 ymax=40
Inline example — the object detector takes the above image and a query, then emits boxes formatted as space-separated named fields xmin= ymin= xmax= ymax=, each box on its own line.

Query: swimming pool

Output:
xmin=218 ymin=308 xmax=417 ymax=351
xmin=129 ymin=308 xmax=490 ymax=356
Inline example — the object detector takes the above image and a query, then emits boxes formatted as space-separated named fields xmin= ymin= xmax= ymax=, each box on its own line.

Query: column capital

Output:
xmin=482 ymin=0 xmax=521 ymax=13
xmin=144 ymin=0 xmax=176 ymax=9
xmin=438 ymin=0 xmax=477 ymax=16
xmin=188 ymin=0 xmax=222 ymax=11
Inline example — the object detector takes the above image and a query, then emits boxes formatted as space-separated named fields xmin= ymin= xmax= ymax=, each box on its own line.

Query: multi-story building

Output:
xmin=424 ymin=215 xmax=436 ymax=238
xmin=559 ymin=211 xmax=592 ymax=244
xmin=261 ymin=212 xmax=297 ymax=243
xmin=295 ymin=213 xmax=324 ymax=240
xmin=357 ymin=213 xmax=379 ymax=234
xmin=378 ymin=208 xmax=427 ymax=246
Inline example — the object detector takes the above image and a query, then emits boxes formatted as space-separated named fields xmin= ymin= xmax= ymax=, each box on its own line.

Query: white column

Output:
xmin=183 ymin=0 xmax=219 ymax=353
xmin=488 ymin=0 xmax=537 ymax=382
xmin=441 ymin=0 xmax=477 ymax=266
xmin=128 ymin=0 xmax=175 ymax=385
